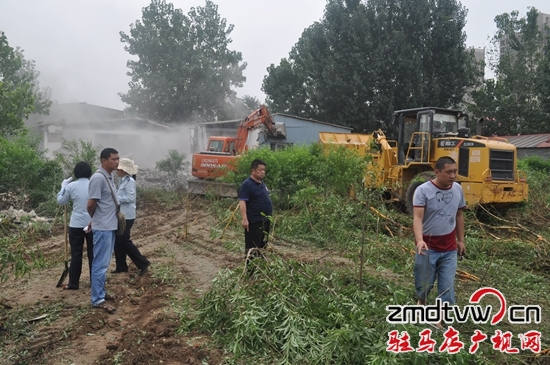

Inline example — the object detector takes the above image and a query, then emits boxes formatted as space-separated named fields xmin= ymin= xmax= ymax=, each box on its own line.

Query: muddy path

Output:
xmin=0 ymin=198 xmax=239 ymax=365
xmin=0 ymin=196 xmax=357 ymax=365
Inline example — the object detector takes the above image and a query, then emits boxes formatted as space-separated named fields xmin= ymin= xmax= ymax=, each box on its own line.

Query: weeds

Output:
xmin=0 ymin=299 xmax=70 ymax=364
xmin=151 ymin=262 xmax=182 ymax=285
xmin=0 ymin=227 xmax=47 ymax=282
xmin=180 ymin=152 xmax=550 ymax=364
xmin=187 ymin=255 xmax=492 ymax=364
xmin=138 ymin=187 xmax=186 ymax=208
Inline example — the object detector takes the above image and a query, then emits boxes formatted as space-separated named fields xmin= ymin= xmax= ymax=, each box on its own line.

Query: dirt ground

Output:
xmin=0 ymin=197 xmax=242 ymax=365
xmin=0 ymin=196 xmax=343 ymax=365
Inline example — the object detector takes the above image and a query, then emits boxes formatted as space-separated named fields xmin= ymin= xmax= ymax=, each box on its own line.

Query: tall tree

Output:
xmin=241 ymin=95 xmax=260 ymax=112
xmin=0 ymin=31 xmax=51 ymax=137
xmin=539 ymin=38 xmax=550 ymax=117
xmin=15 ymin=48 xmax=52 ymax=116
xmin=262 ymin=0 xmax=476 ymax=132
xmin=119 ymin=0 xmax=246 ymax=122
xmin=470 ymin=8 xmax=547 ymax=135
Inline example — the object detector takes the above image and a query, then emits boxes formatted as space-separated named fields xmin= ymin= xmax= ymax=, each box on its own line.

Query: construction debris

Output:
xmin=0 ymin=207 xmax=53 ymax=224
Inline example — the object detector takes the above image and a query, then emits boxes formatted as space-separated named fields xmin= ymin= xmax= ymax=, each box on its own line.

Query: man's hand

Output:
xmin=61 ymin=177 xmax=73 ymax=189
xmin=457 ymin=240 xmax=466 ymax=256
xmin=238 ymin=200 xmax=249 ymax=232
xmin=241 ymin=218 xmax=249 ymax=232
xmin=416 ymin=240 xmax=428 ymax=255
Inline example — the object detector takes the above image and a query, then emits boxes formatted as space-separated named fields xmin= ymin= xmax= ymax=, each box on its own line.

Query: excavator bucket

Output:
xmin=187 ymin=178 xmax=238 ymax=198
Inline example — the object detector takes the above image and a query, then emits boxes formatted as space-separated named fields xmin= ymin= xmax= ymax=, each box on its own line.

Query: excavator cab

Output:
xmin=206 ymin=137 xmax=234 ymax=154
xmin=208 ymin=140 xmax=225 ymax=152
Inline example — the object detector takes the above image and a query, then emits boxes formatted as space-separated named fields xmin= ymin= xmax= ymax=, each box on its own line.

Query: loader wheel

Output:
xmin=405 ymin=181 xmax=424 ymax=215
xmin=405 ymin=172 xmax=436 ymax=215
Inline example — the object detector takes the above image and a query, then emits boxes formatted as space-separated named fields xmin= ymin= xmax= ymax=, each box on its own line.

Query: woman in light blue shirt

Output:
xmin=56 ymin=161 xmax=93 ymax=290
xmin=112 ymin=158 xmax=150 ymax=276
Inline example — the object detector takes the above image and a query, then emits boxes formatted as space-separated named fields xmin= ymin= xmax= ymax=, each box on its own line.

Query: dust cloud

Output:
xmin=26 ymin=103 xmax=195 ymax=171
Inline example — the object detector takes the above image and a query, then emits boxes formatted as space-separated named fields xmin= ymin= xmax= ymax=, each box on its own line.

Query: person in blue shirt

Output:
xmin=112 ymin=158 xmax=150 ymax=276
xmin=56 ymin=161 xmax=93 ymax=290
xmin=238 ymin=159 xmax=273 ymax=266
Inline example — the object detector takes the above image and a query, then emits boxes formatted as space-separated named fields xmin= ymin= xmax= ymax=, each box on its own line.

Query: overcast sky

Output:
xmin=0 ymin=0 xmax=548 ymax=111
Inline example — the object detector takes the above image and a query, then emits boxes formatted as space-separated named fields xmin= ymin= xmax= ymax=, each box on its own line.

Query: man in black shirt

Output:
xmin=238 ymin=159 xmax=273 ymax=264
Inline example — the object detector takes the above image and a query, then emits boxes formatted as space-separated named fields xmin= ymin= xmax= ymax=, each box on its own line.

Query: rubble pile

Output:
xmin=0 ymin=206 xmax=53 ymax=224
xmin=135 ymin=168 xmax=189 ymax=191
xmin=0 ymin=192 xmax=27 ymax=212
xmin=0 ymin=169 xmax=190 ymax=225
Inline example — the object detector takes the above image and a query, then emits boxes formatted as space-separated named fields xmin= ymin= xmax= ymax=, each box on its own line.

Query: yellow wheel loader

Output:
xmin=319 ymin=107 xmax=528 ymax=212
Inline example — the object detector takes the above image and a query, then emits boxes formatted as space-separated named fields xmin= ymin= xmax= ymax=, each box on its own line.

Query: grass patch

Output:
xmin=179 ymin=152 xmax=550 ymax=364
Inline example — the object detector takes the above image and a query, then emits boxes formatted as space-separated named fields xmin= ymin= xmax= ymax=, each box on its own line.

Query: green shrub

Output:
xmin=0 ymin=131 xmax=62 ymax=210
xmin=518 ymin=155 xmax=550 ymax=174
xmin=53 ymin=139 xmax=102 ymax=178
xmin=155 ymin=149 xmax=189 ymax=175
xmin=187 ymin=257 xmax=484 ymax=365
xmin=221 ymin=144 xmax=366 ymax=206
xmin=516 ymin=156 xmax=550 ymax=221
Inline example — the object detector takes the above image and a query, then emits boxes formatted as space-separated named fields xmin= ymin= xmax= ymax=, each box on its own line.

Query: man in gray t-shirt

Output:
xmin=87 ymin=148 xmax=119 ymax=313
xmin=412 ymin=157 xmax=466 ymax=315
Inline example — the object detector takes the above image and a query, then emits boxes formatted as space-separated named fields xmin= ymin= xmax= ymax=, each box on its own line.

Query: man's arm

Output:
xmin=239 ymin=200 xmax=249 ymax=232
xmin=87 ymin=199 xmax=97 ymax=218
xmin=413 ymin=206 xmax=428 ymax=255
xmin=455 ymin=209 xmax=465 ymax=255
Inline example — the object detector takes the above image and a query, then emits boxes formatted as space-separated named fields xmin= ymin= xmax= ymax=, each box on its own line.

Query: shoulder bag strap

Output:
xmin=97 ymin=171 xmax=120 ymax=212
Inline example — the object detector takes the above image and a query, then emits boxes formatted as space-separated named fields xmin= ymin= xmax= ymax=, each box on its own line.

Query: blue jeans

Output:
xmin=414 ymin=249 xmax=457 ymax=305
xmin=91 ymin=229 xmax=116 ymax=306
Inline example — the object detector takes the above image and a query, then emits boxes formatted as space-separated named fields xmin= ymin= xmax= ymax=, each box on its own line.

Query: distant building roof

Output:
xmin=27 ymin=102 xmax=125 ymax=125
xmin=196 ymin=119 xmax=241 ymax=127
xmin=196 ymin=114 xmax=351 ymax=131
xmin=274 ymin=113 xmax=351 ymax=130
xmin=35 ymin=117 xmax=181 ymax=132
xmin=489 ymin=133 xmax=550 ymax=148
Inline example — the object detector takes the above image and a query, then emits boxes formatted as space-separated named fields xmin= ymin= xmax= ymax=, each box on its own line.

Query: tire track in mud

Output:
xmin=130 ymin=205 xmax=243 ymax=291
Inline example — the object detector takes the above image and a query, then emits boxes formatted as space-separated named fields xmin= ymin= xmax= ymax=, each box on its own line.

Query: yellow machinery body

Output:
xmin=319 ymin=107 xmax=528 ymax=209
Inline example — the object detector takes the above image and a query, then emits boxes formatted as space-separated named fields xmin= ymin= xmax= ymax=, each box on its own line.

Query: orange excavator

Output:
xmin=188 ymin=105 xmax=277 ymax=196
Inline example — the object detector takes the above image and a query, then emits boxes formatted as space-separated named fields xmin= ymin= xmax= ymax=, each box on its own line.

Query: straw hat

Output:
xmin=118 ymin=158 xmax=139 ymax=175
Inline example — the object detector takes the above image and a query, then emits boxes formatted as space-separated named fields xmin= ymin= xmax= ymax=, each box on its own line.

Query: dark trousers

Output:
xmin=67 ymin=227 xmax=93 ymax=289
xmin=114 ymin=219 xmax=149 ymax=271
xmin=244 ymin=218 xmax=271 ymax=260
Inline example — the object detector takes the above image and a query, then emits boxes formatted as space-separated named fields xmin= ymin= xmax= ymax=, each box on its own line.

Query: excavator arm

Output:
xmin=232 ymin=105 xmax=276 ymax=154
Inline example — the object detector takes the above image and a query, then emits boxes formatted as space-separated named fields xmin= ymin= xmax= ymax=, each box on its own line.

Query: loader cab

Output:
xmin=395 ymin=107 xmax=469 ymax=164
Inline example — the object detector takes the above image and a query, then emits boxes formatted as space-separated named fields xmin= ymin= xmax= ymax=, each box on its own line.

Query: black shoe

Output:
xmin=138 ymin=263 xmax=150 ymax=276
xmin=111 ymin=269 xmax=128 ymax=274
